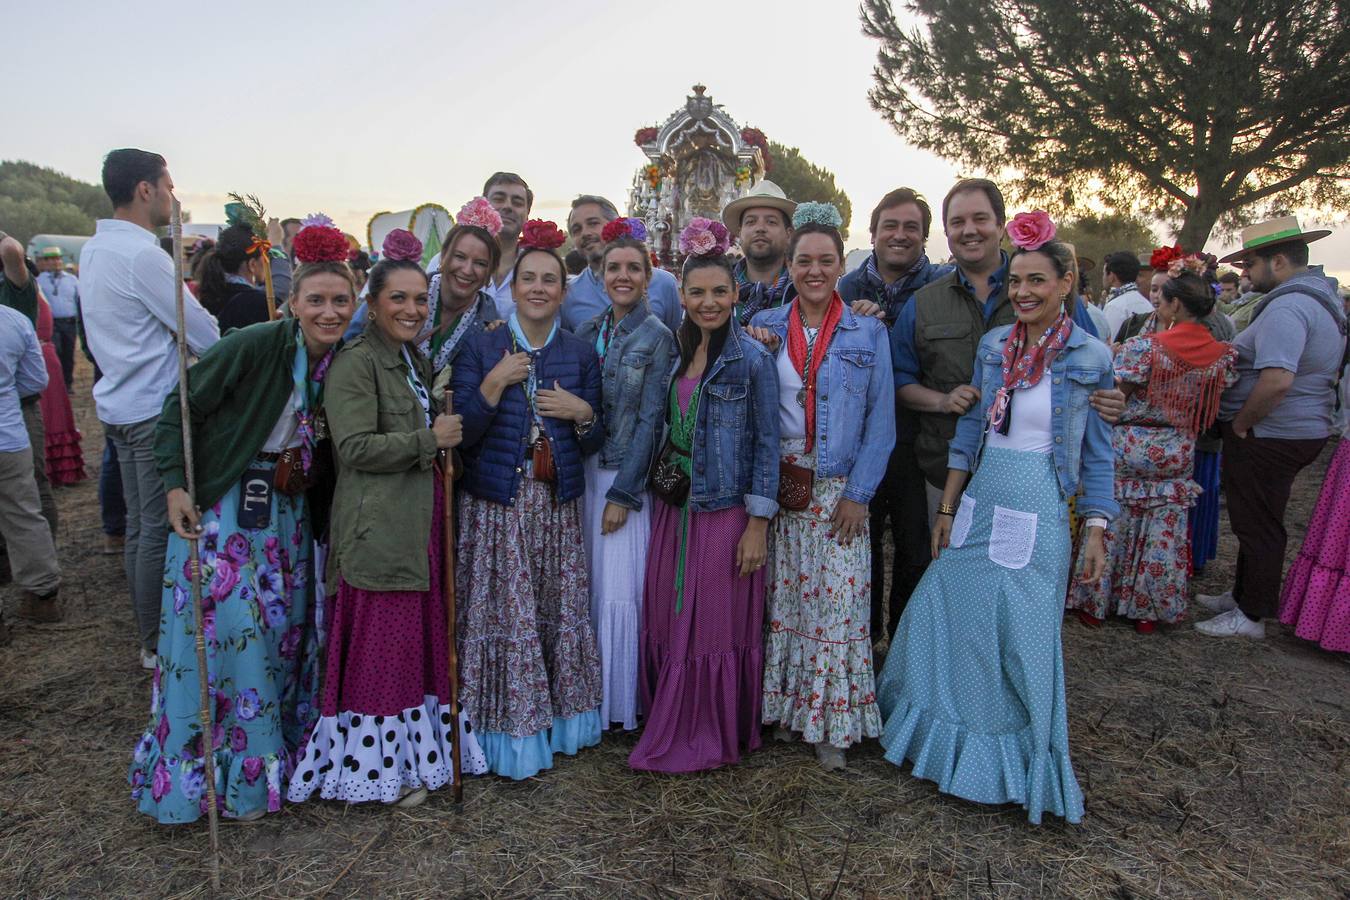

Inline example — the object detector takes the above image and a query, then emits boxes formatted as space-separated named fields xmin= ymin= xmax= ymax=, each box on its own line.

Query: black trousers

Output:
xmin=1220 ymin=422 xmax=1326 ymax=619
xmin=51 ymin=317 xmax=78 ymax=390
xmin=868 ymin=436 xmax=931 ymax=642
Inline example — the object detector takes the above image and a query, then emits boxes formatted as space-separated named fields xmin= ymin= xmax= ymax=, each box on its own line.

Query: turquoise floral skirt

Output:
xmin=129 ymin=468 xmax=320 ymax=823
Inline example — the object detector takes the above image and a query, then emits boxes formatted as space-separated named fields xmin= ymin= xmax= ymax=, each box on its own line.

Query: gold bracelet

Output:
xmin=937 ymin=502 xmax=958 ymax=517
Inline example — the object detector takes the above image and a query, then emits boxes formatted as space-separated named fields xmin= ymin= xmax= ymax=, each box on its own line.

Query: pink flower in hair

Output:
xmin=678 ymin=217 xmax=731 ymax=257
xmin=381 ymin=228 xmax=424 ymax=262
xmin=456 ymin=197 xmax=504 ymax=236
xmin=1006 ymin=210 xmax=1057 ymax=251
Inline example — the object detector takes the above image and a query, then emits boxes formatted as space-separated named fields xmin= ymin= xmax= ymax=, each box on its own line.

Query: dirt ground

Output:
xmin=0 ymin=359 xmax=1346 ymax=899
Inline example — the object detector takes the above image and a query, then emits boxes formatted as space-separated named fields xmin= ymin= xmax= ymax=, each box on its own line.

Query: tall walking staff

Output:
xmin=172 ymin=199 xmax=222 ymax=887
xmin=442 ymin=388 xmax=464 ymax=802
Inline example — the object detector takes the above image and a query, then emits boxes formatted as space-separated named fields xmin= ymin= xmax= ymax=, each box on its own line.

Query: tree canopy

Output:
xmin=767 ymin=141 xmax=852 ymax=240
xmin=860 ymin=0 xmax=1350 ymax=250
xmin=0 ymin=160 xmax=111 ymax=247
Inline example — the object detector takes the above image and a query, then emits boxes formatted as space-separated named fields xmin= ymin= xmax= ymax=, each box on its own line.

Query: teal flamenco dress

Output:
xmin=129 ymin=340 xmax=325 ymax=823
xmin=875 ymin=447 xmax=1084 ymax=825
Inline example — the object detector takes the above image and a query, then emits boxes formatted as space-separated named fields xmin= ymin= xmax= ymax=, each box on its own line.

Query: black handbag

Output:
xmin=649 ymin=438 xmax=691 ymax=508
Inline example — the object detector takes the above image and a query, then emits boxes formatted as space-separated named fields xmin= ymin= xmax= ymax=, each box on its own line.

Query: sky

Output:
xmin=7 ymin=0 xmax=1346 ymax=280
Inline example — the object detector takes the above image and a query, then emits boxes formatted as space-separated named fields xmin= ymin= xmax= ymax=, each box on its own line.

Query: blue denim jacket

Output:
xmin=667 ymin=324 xmax=780 ymax=517
xmin=574 ymin=301 xmax=676 ymax=510
xmin=749 ymin=301 xmax=896 ymax=504
xmin=948 ymin=324 xmax=1119 ymax=521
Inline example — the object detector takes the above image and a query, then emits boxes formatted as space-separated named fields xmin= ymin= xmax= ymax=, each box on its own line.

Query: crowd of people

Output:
xmin=0 ymin=147 xmax=1345 ymax=829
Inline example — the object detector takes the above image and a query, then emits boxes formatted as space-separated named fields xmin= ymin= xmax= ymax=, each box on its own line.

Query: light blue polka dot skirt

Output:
xmin=876 ymin=446 xmax=1084 ymax=824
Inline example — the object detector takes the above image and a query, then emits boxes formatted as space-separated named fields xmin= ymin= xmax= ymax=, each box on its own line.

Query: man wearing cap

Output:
xmin=561 ymin=193 xmax=683 ymax=334
xmin=1196 ymin=217 xmax=1344 ymax=640
xmin=836 ymin=187 xmax=952 ymax=642
xmin=36 ymin=247 xmax=80 ymax=391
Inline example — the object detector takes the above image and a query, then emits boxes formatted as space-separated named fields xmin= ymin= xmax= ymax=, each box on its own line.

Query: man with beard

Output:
xmin=561 ymin=194 xmax=682 ymax=333
xmin=722 ymin=181 xmax=797 ymax=326
xmin=894 ymin=178 xmax=1115 ymax=524
xmin=837 ymin=188 xmax=953 ymax=644
xmin=1198 ymin=217 xmax=1342 ymax=639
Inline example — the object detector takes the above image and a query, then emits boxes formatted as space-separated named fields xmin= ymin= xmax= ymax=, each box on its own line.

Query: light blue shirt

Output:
xmin=560 ymin=266 xmax=683 ymax=335
xmin=0 ymin=305 xmax=49 ymax=452
xmin=37 ymin=270 xmax=80 ymax=319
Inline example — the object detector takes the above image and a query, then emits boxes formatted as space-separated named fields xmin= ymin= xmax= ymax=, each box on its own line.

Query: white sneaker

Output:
xmin=1195 ymin=591 xmax=1237 ymax=613
xmin=396 ymin=786 xmax=428 ymax=808
xmin=140 ymin=650 xmax=158 ymax=670
xmin=1195 ymin=607 xmax=1265 ymax=639
xmin=814 ymin=743 xmax=847 ymax=771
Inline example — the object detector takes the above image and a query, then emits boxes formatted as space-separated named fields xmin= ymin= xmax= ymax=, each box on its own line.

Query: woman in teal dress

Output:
xmin=875 ymin=213 xmax=1118 ymax=825
xmin=128 ymin=225 xmax=357 ymax=823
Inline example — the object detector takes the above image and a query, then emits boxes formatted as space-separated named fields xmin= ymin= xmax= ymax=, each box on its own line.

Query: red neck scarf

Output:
xmin=1146 ymin=321 xmax=1234 ymax=433
xmin=787 ymin=293 xmax=844 ymax=452
xmin=989 ymin=312 xmax=1074 ymax=434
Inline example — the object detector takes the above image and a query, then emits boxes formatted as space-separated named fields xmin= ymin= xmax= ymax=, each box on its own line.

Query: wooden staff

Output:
xmin=173 ymin=199 xmax=222 ymax=887
xmin=441 ymin=387 xmax=463 ymax=802
xmin=258 ymin=251 xmax=277 ymax=321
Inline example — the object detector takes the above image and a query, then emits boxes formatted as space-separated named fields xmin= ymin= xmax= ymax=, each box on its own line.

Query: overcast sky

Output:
xmin=8 ymin=0 xmax=1345 ymax=279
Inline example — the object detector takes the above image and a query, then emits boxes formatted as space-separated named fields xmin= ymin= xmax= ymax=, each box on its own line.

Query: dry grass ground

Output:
xmin=0 ymin=360 xmax=1346 ymax=898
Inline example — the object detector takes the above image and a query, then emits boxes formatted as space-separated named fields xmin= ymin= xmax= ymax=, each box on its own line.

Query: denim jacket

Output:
xmin=749 ymin=300 xmax=896 ymax=504
xmin=575 ymin=301 xmax=676 ymax=511
xmin=948 ymin=324 xmax=1119 ymax=521
xmin=666 ymin=324 xmax=780 ymax=517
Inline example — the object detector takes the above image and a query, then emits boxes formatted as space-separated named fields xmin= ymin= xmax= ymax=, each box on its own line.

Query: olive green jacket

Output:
xmin=326 ymin=326 xmax=441 ymax=591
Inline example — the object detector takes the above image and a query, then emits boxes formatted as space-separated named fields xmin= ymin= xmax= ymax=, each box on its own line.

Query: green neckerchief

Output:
xmin=669 ymin=376 xmax=702 ymax=613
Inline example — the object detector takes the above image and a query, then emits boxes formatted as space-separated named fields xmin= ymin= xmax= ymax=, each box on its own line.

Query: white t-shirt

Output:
xmin=1102 ymin=288 xmax=1153 ymax=339
xmin=986 ymin=375 xmax=1053 ymax=453
xmin=774 ymin=328 xmax=818 ymax=441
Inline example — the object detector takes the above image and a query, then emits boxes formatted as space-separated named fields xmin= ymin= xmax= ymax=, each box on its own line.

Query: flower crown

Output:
xmin=301 ymin=212 xmax=335 ymax=229
xmin=519 ymin=219 xmax=566 ymax=251
xmin=792 ymin=201 xmax=843 ymax=230
xmin=381 ymin=228 xmax=424 ymax=263
xmin=678 ymin=217 xmax=731 ymax=258
xmin=1006 ymin=210 xmax=1057 ymax=251
xmin=601 ymin=217 xmax=649 ymax=244
xmin=456 ymin=197 xmax=503 ymax=237
xmin=292 ymin=224 xmax=351 ymax=264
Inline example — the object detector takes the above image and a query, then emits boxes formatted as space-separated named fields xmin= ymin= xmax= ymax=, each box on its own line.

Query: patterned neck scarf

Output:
xmin=1105 ymin=283 xmax=1136 ymax=303
xmin=400 ymin=346 xmax=433 ymax=427
xmin=668 ymin=377 xmax=702 ymax=614
xmin=988 ymin=312 xmax=1074 ymax=435
xmin=594 ymin=308 xmax=616 ymax=364
xmin=419 ymin=275 xmax=484 ymax=374
xmin=292 ymin=329 xmax=336 ymax=474
xmin=787 ymin=294 xmax=844 ymax=452
xmin=507 ymin=312 xmax=559 ymax=424
xmin=862 ymin=252 xmax=929 ymax=322
xmin=734 ymin=259 xmax=792 ymax=325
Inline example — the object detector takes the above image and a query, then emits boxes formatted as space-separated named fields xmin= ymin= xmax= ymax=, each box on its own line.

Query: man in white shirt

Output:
xmin=1100 ymin=251 xmax=1153 ymax=339
xmin=80 ymin=148 xmax=219 ymax=669
xmin=36 ymin=247 xmax=80 ymax=390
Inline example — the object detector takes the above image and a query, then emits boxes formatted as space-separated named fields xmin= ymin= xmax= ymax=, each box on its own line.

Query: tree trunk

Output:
xmin=1176 ymin=210 xmax=1221 ymax=255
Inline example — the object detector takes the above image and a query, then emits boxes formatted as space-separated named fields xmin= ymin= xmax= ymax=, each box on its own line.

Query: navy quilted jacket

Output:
xmin=453 ymin=325 xmax=604 ymax=505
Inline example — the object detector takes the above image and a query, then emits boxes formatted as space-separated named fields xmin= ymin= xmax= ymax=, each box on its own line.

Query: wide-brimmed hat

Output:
xmin=721 ymin=180 xmax=797 ymax=232
xmin=1218 ymin=215 xmax=1330 ymax=264
xmin=39 ymin=246 xmax=63 ymax=259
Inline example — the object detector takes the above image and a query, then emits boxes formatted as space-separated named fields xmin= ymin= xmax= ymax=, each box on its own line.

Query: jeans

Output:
xmin=52 ymin=317 xmax=78 ymax=390
xmin=99 ymin=436 xmax=127 ymax=536
xmin=104 ymin=416 xmax=169 ymax=653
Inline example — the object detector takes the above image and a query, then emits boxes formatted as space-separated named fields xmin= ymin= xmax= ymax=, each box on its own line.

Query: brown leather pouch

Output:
xmin=531 ymin=435 xmax=556 ymax=483
xmin=777 ymin=459 xmax=814 ymax=512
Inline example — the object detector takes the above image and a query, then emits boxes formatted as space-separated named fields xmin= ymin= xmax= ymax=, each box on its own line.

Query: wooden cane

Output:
xmin=172 ymin=199 xmax=222 ymax=888
xmin=441 ymin=388 xmax=464 ymax=802
xmin=259 ymin=251 xmax=278 ymax=321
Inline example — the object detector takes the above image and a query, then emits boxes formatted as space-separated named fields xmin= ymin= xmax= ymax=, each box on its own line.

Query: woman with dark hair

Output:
xmin=574 ymin=219 xmax=675 ymax=731
xmin=288 ymin=248 xmax=488 ymax=808
xmin=1069 ymin=265 xmax=1236 ymax=631
xmin=129 ymin=224 xmax=356 ymax=824
xmin=192 ymin=223 xmax=271 ymax=331
xmin=452 ymin=219 xmax=605 ymax=780
xmin=748 ymin=203 xmax=894 ymax=771
xmin=876 ymin=212 xmax=1117 ymax=824
xmin=629 ymin=217 xmax=780 ymax=774
xmin=418 ymin=199 xmax=504 ymax=393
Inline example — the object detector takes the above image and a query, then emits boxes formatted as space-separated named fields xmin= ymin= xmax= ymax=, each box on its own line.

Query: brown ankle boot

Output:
xmin=16 ymin=590 xmax=64 ymax=623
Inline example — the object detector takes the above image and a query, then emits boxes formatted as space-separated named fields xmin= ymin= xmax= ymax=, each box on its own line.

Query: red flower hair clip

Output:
xmin=519 ymin=219 xmax=566 ymax=251
xmin=1149 ymin=245 xmax=1185 ymax=271
xmin=292 ymin=225 xmax=351 ymax=264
